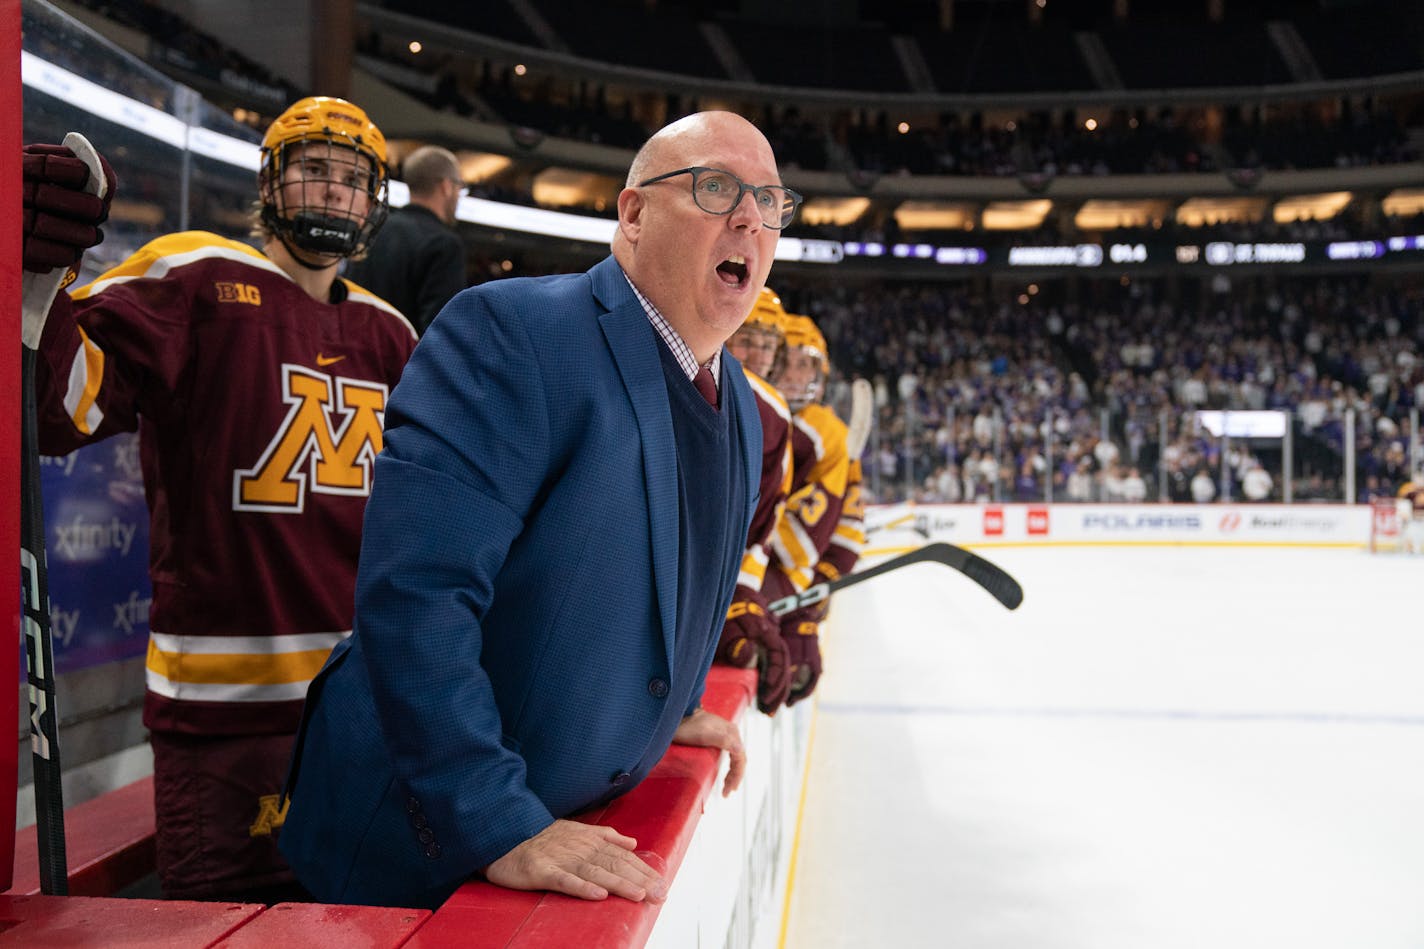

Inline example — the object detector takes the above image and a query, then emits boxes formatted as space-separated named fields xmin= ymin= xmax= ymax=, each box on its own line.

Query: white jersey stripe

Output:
xmin=793 ymin=414 xmax=826 ymax=461
xmin=84 ymin=243 xmax=287 ymax=298
xmin=345 ymin=286 xmax=418 ymax=340
xmin=149 ymin=630 xmax=350 ymax=655
xmin=63 ymin=334 xmax=105 ymax=435
xmin=746 ymin=372 xmax=792 ymax=423
xmin=144 ymin=674 xmax=313 ymax=703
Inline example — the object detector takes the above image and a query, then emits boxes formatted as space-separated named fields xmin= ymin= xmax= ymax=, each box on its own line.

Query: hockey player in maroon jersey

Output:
xmin=20 ymin=97 xmax=416 ymax=901
xmin=717 ymin=286 xmax=795 ymax=713
xmin=763 ymin=313 xmax=866 ymax=705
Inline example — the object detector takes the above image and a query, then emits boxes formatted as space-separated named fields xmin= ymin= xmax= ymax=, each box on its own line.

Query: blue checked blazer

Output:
xmin=280 ymin=255 xmax=760 ymax=908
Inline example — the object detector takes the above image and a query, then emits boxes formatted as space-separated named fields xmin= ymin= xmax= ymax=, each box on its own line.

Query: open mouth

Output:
xmin=716 ymin=255 xmax=749 ymax=288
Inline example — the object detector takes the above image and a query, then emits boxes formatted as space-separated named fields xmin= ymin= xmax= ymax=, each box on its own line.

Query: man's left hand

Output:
xmin=672 ymin=707 xmax=745 ymax=797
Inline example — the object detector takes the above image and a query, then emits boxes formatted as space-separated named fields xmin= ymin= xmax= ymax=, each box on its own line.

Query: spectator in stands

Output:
xmin=1242 ymin=461 xmax=1274 ymax=502
xmin=1165 ymin=457 xmax=1193 ymax=502
xmin=1191 ymin=466 xmax=1218 ymax=503
xmin=281 ymin=111 xmax=792 ymax=909
xmin=1121 ymin=466 xmax=1149 ymax=503
xmin=21 ymin=97 xmax=413 ymax=902
xmin=346 ymin=145 xmax=467 ymax=335
xmin=1066 ymin=456 xmax=1095 ymax=502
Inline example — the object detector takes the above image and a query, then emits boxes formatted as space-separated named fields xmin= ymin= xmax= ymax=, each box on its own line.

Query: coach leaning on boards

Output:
xmin=281 ymin=110 xmax=803 ymax=909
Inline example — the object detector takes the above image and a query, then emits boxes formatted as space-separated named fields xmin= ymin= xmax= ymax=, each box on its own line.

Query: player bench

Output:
xmin=8 ymin=775 xmax=156 ymax=897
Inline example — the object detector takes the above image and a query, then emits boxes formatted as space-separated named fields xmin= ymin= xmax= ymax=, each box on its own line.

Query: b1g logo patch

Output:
xmin=215 ymin=281 xmax=262 ymax=305
xmin=233 ymin=364 xmax=387 ymax=512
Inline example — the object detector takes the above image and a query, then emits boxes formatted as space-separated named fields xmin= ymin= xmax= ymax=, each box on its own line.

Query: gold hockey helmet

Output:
xmin=259 ymin=97 xmax=390 ymax=259
xmin=782 ymin=313 xmax=830 ymax=375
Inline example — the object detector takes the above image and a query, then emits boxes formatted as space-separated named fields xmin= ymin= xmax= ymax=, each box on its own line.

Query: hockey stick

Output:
xmin=866 ymin=512 xmax=930 ymax=538
xmin=768 ymin=542 xmax=1024 ymax=615
xmin=845 ymin=378 xmax=873 ymax=458
xmin=18 ymin=131 xmax=106 ymax=895
xmin=20 ymin=352 xmax=67 ymax=895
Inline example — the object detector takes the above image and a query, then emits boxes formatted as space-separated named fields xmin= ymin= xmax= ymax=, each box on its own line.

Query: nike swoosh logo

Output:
xmin=316 ymin=354 xmax=345 ymax=367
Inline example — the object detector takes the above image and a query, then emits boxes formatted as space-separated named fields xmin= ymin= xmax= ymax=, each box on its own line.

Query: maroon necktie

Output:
xmin=693 ymin=365 xmax=718 ymax=407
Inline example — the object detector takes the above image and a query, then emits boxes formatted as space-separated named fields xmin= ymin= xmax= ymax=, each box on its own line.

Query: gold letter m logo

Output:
xmin=233 ymin=364 xmax=387 ymax=513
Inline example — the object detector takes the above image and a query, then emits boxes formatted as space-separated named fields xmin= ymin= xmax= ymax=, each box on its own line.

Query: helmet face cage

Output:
xmin=259 ymin=98 xmax=389 ymax=260
xmin=260 ymin=139 xmax=389 ymax=259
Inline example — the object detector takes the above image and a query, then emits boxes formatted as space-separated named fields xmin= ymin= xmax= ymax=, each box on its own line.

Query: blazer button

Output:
xmin=406 ymin=796 xmax=422 ymax=815
xmin=418 ymin=828 xmax=435 ymax=845
xmin=412 ymin=812 xmax=428 ymax=830
xmin=610 ymin=771 xmax=631 ymax=787
xmin=424 ymin=843 xmax=442 ymax=859
xmin=648 ymin=678 xmax=669 ymax=698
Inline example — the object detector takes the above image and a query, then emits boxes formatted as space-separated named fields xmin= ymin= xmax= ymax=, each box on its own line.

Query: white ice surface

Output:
xmin=785 ymin=546 xmax=1424 ymax=949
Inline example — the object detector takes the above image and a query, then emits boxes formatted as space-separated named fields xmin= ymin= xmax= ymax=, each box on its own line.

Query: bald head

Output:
xmin=613 ymin=111 xmax=785 ymax=364
xmin=625 ymin=112 xmax=775 ymax=188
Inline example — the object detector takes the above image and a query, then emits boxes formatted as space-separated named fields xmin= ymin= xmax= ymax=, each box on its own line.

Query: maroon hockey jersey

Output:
xmin=34 ymin=231 xmax=417 ymax=736
xmin=738 ymin=369 xmax=793 ymax=590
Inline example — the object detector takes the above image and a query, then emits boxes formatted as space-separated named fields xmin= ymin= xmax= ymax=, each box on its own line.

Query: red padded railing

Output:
xmin=1 ymin=668 xmax=756 ymax=947
xmin=408 ymin=665 xmax=753 ymax=947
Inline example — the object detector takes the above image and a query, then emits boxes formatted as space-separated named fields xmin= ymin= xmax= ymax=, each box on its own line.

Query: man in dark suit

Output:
xmin=280 ymin=111 xmax=803 ymax=909
xmin=346 ymin=144 xmax=466 ymax=334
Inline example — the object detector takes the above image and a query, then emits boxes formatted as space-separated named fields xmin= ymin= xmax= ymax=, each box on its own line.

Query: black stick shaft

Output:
xmin=768 ymin=542 xmax=1024 ymax=616
xmin=20 ymin=345 xmax=68 ymax=895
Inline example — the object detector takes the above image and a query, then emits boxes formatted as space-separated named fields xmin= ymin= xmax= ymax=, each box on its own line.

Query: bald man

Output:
xmin=281 ymin=112 xmax=802 ymax=908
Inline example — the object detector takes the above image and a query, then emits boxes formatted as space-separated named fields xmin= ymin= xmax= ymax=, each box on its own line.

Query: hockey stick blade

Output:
xmin=866 ymin=512 xmax=930 ymax=539
xmin=845 ymin=378 xmax=873 ymax=458
xmin=768 ymin=542 xmax=1024 ymax=615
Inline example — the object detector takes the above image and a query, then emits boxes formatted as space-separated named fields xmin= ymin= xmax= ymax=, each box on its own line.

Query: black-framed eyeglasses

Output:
xmin=638 ymin=166 xmax=802 ymax=230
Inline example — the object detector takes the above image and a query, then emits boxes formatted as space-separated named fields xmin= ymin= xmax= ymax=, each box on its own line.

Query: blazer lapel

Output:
xmin=593 ymin=259 xmax=679 ymax=664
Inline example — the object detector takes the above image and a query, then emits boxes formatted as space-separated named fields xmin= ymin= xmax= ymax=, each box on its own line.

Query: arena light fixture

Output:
xmin=1272 ymin=191 xmax=1352 ymax=223
xmin=530 ymin=167 xmax=621 ymax=210
xmin=1075 ymin=199 xmax=1170 ymax=231
xmin=799 ymin=196 xmax=871 ymax=227
xmin=1175 ymin=196 xmax=1268 ymax=226
xmin=1382 ymin=189 xmax=1424 ymax=217
xmin=894 ymin=201 xmax=976 ymax=231
xmin=981 ymin=199 xmax=1052 ymax=230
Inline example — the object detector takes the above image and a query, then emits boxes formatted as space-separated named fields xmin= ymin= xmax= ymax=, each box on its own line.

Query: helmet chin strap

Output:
xmin=274 ymin=230 xmax=340 ymax=272
xmin=260 ymin=203 xmax=356 ymax=272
